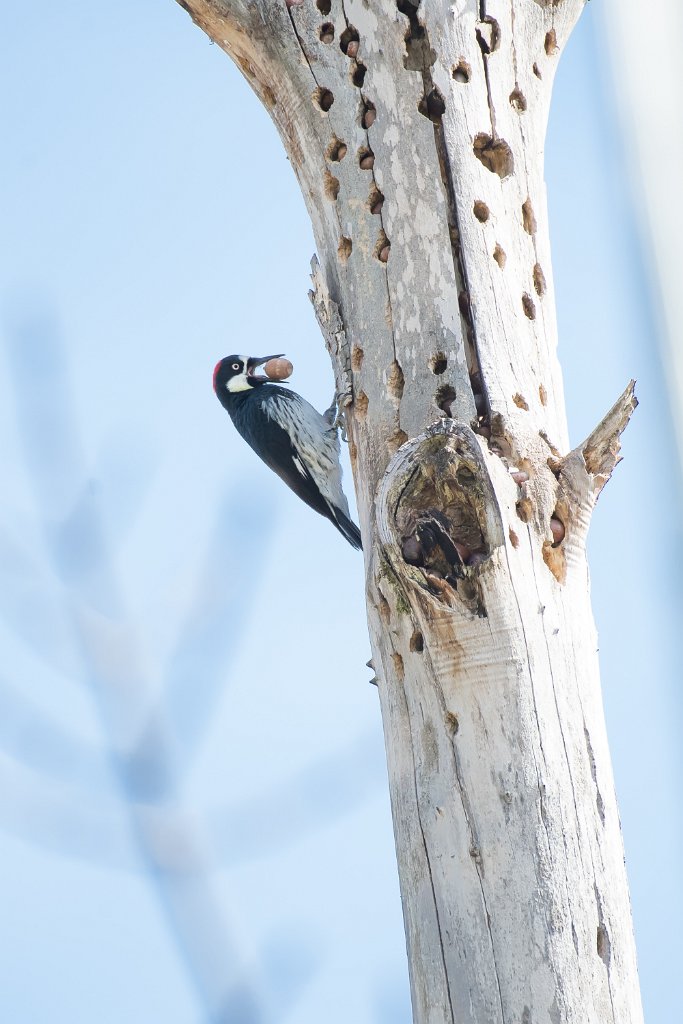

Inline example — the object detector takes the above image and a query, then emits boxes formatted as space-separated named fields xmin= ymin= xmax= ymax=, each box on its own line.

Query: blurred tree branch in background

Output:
xmin=0 ymin=309 xmax=379 ymax=1022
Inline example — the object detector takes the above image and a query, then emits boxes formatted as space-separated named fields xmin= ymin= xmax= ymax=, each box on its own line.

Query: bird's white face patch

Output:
xmin=225 ymin=356 xmax=253 ymax=393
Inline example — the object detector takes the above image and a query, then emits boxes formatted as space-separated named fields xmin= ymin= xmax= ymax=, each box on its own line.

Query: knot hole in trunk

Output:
xmin=378 ymin=422 xmax=505 ymax=613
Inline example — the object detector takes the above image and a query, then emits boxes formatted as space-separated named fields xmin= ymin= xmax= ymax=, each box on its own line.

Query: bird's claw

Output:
xmin=324 ymin=393 xmax=349 ymax=441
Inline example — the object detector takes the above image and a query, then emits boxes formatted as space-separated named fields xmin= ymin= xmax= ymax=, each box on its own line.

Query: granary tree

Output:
xmin=174 ymin=1 xmax=644 ymax=1020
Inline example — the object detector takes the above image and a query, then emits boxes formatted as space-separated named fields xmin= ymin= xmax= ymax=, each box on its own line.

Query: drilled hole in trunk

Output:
xmin=543 ymin=512 xmax=567 ymax=584
xmin=358 ymin=146 xmax=375 ymax=170
xmin=597 ymin=925 xmax=611 ymax=966
xmin=352 ymin=63 xmax=367 ymax=88
xmin=338 ymin=236 xmax=352 ymax=261
xmin=473 ymin=134 xmax=514 ymax=178
xmin=410 ymin=630 xmax=424 ymax=653
xmin=473 ymin=200 xmax=489 ymax=223
xmin=388 ymin=360 xmax=404 ymax=399
xmin=315 ymin=87 xmax=334 ymax=112
xmin=533 ymin=263 xmax=546 ymax=296
xmin=476 ymin=16 xmax=500 ymax=54
xmin=355 ymin=390 xmax=369 ymax=418
xmin=375 ymin=230 xmax=390 ymax=263
xmin=516 ymin=498 xmax=533 ymax=523
xmin=324 ymin=170 xmax=340 ymax=201
xmin=418 ymin=86 xmax=445 ymax=124
xmin=550 ymin=515 xmax=565 ymax=546
xmin=452 ymin=60 xmax=471 ymax=83
xmin=510 ymin=87 xmax=527 ymax=111
xmin=522 ymin=198 xmax=537 ymax=234
xmin=436 ymin=384 xmax=456 ymax=416
xmin=369 ymin=185 xmax=385 ymax=215
xmin=340 ymin=25 xmax=359 ymax=55
xmin=430 ymin=353 xmax=447 ymax=374
xmin=327 ymin=136 xmax=347 ymax=161
xmin=361 ymin=100 xmax=376 ymax=129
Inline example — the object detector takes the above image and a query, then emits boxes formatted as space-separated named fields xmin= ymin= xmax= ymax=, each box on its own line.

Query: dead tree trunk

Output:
xmin=173 ymin=1 xmax=644 ymax=1020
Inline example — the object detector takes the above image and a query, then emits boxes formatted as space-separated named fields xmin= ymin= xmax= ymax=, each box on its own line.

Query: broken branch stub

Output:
xmin=540 ymin=380 xmax=638 ymax=582
xmin=581 ymin=379 xmax=638 ymax=494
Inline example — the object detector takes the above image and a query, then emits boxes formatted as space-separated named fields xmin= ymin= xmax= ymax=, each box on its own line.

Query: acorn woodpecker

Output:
xmin=213 ymin=354 xmax=362 ymax=549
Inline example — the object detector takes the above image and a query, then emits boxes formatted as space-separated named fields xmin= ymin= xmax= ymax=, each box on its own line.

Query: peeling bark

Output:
xmin=173 ymin=2 xmax=644 ymax=1021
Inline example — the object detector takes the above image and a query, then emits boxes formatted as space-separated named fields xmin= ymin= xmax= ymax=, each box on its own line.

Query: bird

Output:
xmin=213 ymin=354 xmax=362 ymax=549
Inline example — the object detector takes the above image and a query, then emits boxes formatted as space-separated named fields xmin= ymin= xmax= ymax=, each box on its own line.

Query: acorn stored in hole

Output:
xmin=264 ymin=357 xmax=294 ymax=381
xmin=550 ymin=517 xmax=565 ymax=545
xmin=402 ymin=535 xmax=423 ymax=566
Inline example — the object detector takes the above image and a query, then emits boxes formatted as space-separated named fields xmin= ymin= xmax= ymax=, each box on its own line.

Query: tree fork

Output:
xmin=174 ymin=1 xmax=644 ymax=1020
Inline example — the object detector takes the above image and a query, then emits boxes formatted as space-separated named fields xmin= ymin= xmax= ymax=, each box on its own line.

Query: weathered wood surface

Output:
xmin=174 ymin=2 xmax=644 ymax=1021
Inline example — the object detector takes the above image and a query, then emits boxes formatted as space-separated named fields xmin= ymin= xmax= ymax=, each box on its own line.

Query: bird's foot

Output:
xmin=323 ymin=393 xmax=349 ymax=441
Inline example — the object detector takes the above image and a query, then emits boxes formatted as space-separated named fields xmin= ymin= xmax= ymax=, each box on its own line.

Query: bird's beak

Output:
xmin=246 ymin=354 xmax=285 ymax=382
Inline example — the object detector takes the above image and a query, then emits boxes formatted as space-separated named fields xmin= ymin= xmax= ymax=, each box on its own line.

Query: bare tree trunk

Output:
xmin=173 ymin=1 xmax=644 ymax=1020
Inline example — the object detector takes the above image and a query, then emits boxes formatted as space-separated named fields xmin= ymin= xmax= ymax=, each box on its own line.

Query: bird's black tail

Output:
xmin=332 ymin=507 xmax=363 ymax=550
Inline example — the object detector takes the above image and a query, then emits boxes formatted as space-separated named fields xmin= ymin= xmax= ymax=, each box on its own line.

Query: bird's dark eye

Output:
xmin=232 ymin=362 xmax=241 ymax=371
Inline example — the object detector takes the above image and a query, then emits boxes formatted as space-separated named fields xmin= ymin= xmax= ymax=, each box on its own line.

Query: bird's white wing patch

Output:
xmin=292 ymin=454 xmax=308 ymax=478
xmin=263 ymin=392 xmax=350 ymax=514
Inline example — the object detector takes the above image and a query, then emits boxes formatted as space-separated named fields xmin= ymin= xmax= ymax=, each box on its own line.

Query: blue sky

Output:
xmin=1 ymin=2 xmax=681 ymax=1022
